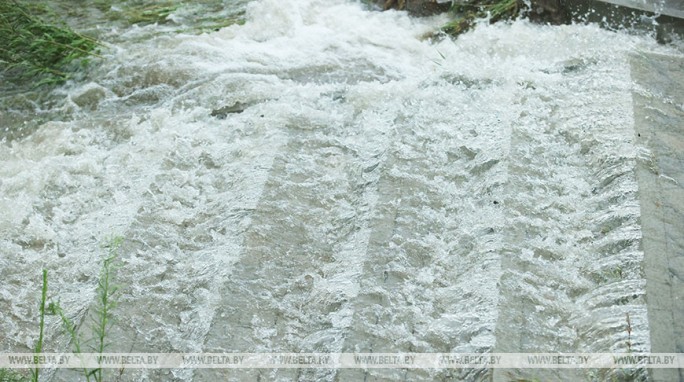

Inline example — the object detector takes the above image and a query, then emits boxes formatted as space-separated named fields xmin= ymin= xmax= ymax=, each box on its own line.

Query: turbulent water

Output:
xmin=0 ymin=0 xmax=682 ymax=381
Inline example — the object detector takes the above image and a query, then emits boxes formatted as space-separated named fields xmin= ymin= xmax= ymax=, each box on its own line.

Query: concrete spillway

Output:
xmin=491 ymin=51 xmax=684 ymax=382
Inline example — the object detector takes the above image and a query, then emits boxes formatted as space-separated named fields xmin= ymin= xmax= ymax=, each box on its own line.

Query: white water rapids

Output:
xmin=1 ymin=0 xmax=682 ymax=380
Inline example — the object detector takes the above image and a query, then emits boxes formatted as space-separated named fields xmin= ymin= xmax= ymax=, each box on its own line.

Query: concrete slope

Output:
xmin=632 ymin=52 xmax=684 ymax=382
xmin=596 ymin=0 xmax=684 ymax=18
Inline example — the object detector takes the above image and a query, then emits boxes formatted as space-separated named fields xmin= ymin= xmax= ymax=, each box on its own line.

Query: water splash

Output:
xmin=0 ymin=1 xmax=681 ymax=381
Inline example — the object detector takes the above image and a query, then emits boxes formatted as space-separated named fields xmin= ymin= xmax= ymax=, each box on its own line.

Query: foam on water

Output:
xmin=0 ymin=0 xmax=682 ymax=380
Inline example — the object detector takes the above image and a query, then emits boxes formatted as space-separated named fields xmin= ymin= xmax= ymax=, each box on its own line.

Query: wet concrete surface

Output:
xmin=632 ymin=52 xmax=684 ymax=382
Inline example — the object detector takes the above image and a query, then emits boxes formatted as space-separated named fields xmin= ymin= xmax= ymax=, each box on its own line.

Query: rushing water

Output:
xmin=1 ymin=0 xmax=682 ymax=381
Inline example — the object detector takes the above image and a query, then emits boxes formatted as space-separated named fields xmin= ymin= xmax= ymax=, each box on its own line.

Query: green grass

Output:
xmin=0 ymin=368 xmax=28 ymax=382
xmin=80 ymin=0 xmax=246 ymax=32
xmin=443 ymin=0 xmax=522 ymax=36
xmin=1 ymin=0 xmax=250 ymax=90
xmin=102 ymin=1 xmax=179 ymax=25
xmin=30 ymin=270 xmax=48 ymax=382
xmin=0 ymin=0 xmax=99 ymax=87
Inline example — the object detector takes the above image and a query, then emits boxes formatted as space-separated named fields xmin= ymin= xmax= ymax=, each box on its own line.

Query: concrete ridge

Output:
xmin=596 ymin=0 xmax=684 ymax=19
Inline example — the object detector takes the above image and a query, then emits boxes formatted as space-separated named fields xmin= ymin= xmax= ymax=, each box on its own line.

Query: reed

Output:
xmin=89 ymin=236 xmax=123 ymax=382
xmin=52 ymin=236 xmax=123 ymax=382
xmin=0 ymin=0 xmax=99 ymax=87
xmin=0 ymin=237 xmax=124 ymax=382
xmin=29 ymin=270 xmax=48 ymax=382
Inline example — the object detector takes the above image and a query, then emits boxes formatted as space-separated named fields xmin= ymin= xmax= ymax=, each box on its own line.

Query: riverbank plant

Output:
xmin=0 ymin=0 xmax=99 ymax=87
xmin=29 ymin=270 xmax=49 ymax=382
xmin=55 ymin=0 xmax=245 ymax=33
xmin=110 ymin=1 xmax=245 ymax=32
xmin=88 ymin=236 xmax=123 ymax=382
xmin=0 ymin=369 xmax=26 ymax=382
xmin=54 ymin=236 xmax=123 ymax=382
xmin=47 ymin=302 xmax=89 ymax=381
xmin=90 ymin=1 xmax=178 ymax=26
xmin=1 ymin=237 xmax=124 ymax=382
xmin=0 ymin=270 xmax=53 ymax=382
xmin=367 ymin=0 xmax=527 ymax=37
xmin=443 ymin=0 xmax=522 ymax=36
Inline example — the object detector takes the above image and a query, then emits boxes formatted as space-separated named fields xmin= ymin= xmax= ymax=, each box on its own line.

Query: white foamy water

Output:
xmin=0 ymin=0 xmax=682 ymax=380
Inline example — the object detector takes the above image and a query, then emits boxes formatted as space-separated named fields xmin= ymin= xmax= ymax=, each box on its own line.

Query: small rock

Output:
xmin=528 ymin=0 xmax=570 ymax=24
xmin=210 ymin=102 xmax=249 ymax=119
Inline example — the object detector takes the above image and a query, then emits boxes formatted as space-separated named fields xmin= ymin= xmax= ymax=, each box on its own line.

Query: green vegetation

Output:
xmin=29 ymin=270 xmax=49 ymax=382
xmin=0 ymin=0 xmax=99 ymax=87
xmin=0 ymin=237 xmax=124 ymax=382
xmin=60 ymin=236 xmax=123 ymax=381
xmin=61 ymin=0 xmax=246 ymax=34
xmin=88 ymin=237 xmax=123 ymax=382
xmin=113 ymin=3 xmax=177 ymax=25
xmin=0 ymin=0 xmax=246 ymax=89
xmin=0 ymin=367 xmax=26 ymax=382
xmin=47 ymin=302 xmax=89 ymax=381
xmin=55 ymin=236 xmax=122 ymax=382
xmin=370 ymin=0 xmax=529 ymax=37
xmin=443 ymin=0 xmax=522 ymax=36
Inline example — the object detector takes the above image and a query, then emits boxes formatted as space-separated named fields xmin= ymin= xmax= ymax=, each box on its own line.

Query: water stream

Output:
xmin=1 ymin=0 xmax=682 ymax=381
